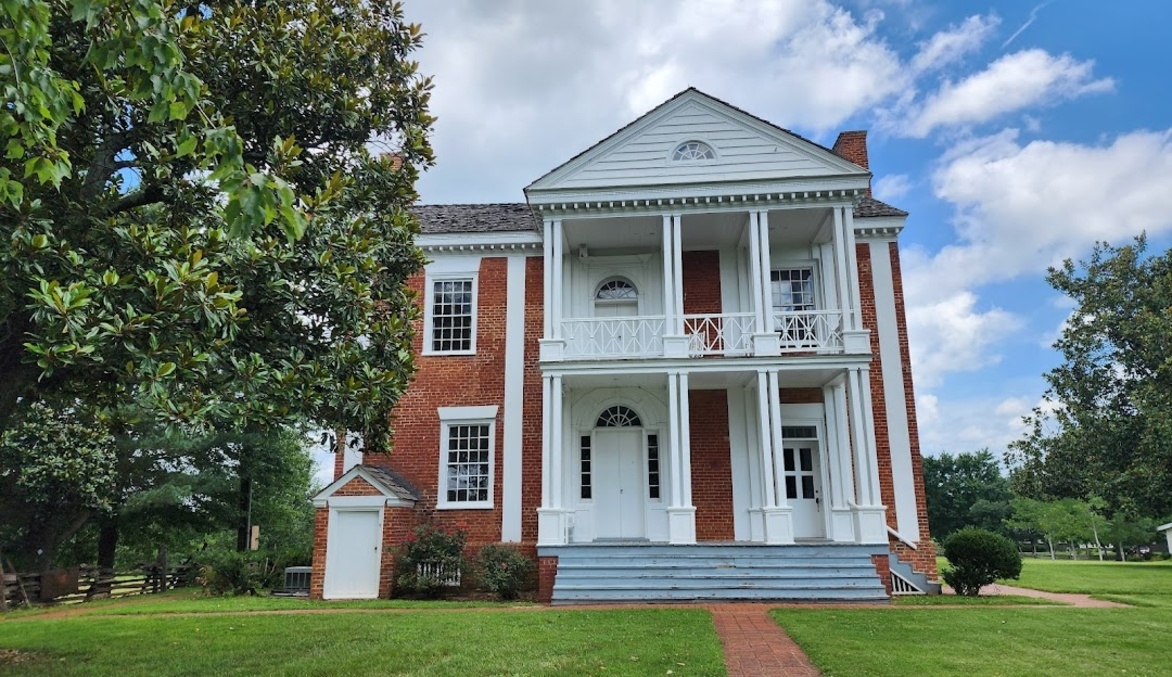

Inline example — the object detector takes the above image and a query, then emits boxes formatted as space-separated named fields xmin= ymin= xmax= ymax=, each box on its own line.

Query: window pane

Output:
xmin=647 ymin=434 xmax=660 ymax=500
xmin=799 ymin=448 xmax=812 ymax=472
xmin=801 ymin=476 xmax=815 ymax=499
xmin=785 ymin=476 xmax=797 ymax=500
xmin=432 ymin=279 xmax=474 ymax=352
xmin=783 ymin=448 xmax=795 ymax=472
xmin=444 ymin=422 xmax=491 ymax=503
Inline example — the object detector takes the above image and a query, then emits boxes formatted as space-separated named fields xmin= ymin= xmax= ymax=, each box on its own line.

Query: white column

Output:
xmin=747 ymin=212 xmax=766 ymax=331
xmin=824 ymin=379 xmax=856 ymax=542
xmin=832 ymin=207 xmax=852 ymax=327
xmin=540 ymin=375 xmax=552 ymax=509
xmin=542 ymin=219 xmax=553 ymax=339
xmin=667 ymin=370 xmax=696 ymax=543
xmin=672 ymin=214 xmax=685 ymax=334
xmin=662 ymin=215 xmax=675 ymax=334
xmin=846 ymin=366 xmax=886 ymax=543
xmin=678 ymin=371 xmax=692 ymax=508
xmin=755 ymin=370 xmax=776 ymax=509
xmin=551 ymin=219 xmax=564 ymax=339
xmin=550 ymin=374 xmax=564 ymax=509
xmin=843 ymin=207 xmax=863 ymax=331
xmin=667 ymin=371 xmax=682 ymax=507
xmin=767 ymin=370 xmax=786 ymax=508
xmin=757 ymin=210 xmax=773 ymax=322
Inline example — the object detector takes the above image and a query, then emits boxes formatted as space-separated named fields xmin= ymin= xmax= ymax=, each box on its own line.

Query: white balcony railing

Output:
xmin=774 ymin=309 xmax=844 ymax=352
xmin=683 ymin=312 xmax=756 ymax=356
xmin=562 ymin=316 xmax=665 ymax=359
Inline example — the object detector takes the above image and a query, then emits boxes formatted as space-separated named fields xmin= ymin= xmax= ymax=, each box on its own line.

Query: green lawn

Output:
xmin=0 ymin=607 xmax=724 ymax=676
xmin=774 ymin=557 xmax=1172 ymax=677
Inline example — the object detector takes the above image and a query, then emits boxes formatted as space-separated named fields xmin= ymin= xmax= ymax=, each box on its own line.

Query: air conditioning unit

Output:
xmin=282 ymin=566 xmax=312 ymax=595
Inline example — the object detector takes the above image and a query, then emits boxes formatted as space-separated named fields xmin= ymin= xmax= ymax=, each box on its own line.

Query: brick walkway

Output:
xmin=708 ymin=603 xmax=820 ymax=677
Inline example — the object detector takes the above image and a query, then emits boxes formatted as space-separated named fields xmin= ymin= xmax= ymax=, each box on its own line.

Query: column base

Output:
xmin=851 ymin=503 xmax=888 ymax=544
xmin=667 ymin=507 xmax=697 ymax=544
xmin=539 ymin=339 xmax=565 ymax=362
xmin=537 ymin=508 xmax=570 ymax=546
xmin=752 ymin=333 xmax=781 ymax=357
xmin=663 ymin=335 xmax=691 ymax=358
xmin=829 ymin=507 xmax=857 ymax=542
xmin=762 ymin=506 xmax=795 ymax=544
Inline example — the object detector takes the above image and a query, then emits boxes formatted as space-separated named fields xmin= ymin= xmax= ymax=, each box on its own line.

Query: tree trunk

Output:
xmin=1092 ymin=525 xmax=1104 ymax=561
xmin=88 ymin=519 xmax=119 ymax=599
xmin=1046 ymin=535 xmax=1055 ymax=560
xmin=236 ymin=475 xmax=252 ymax=552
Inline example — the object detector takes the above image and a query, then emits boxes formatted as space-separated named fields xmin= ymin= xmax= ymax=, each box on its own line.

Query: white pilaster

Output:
xmin=825 ymin=379 xmax=857 ymax=542
xmin=667 ymin=370 xmax=696 ymax=544
xmin=847 ymin=366 xmax=887 ymax=544
xmin=755 ymin=370 xmax=775 ymax=509
xmin=501 ymin=255 xmax=526 ymax=542
xmin=537 ymin=374 xmax=567 ymax=546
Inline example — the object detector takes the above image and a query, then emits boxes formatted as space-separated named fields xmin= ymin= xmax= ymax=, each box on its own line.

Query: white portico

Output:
xmin=527 ymin=89 xmax=891 ymax=550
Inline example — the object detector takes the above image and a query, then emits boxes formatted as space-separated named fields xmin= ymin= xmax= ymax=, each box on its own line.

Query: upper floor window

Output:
xmin=594 ymin=277 xmax=638 ymax=318
xmin=771 ymin=268 xmax=815 ymax=312
xmin=671 ymin=141 xmax=715 ymax=161
xmin=427 ymin=277 xmax=476 ymax=354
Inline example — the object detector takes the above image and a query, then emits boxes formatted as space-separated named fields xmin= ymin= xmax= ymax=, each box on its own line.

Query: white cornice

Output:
xmin=416 ymin=231 xmax=542 ymax=252
xmin=854 ymin=216 xmax=907 ymax=240
xmin=529 ymin=186 xmax=867 ymax=217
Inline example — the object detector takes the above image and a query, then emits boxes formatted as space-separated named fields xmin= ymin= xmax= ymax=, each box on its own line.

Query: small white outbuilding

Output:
xmin=1158 ymin=522 xmax=1172 ymax=553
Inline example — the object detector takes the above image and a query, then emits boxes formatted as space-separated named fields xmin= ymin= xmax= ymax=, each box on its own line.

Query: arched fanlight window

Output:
xmin=671 ymin=140 xmax=715 ymax=161
xmin=596 ymin=405 xmax=642 ymax=428
xmin=595 ymin=278 xmax=638 ymax=301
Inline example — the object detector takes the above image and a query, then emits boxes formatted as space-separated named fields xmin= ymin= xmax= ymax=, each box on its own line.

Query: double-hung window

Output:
xmin=437 ymin=406 xmax=497 ymax=509
xmin=426 ymin=276 xmax=476 ymax=354
xmin=771 ymin=267 xmax=817 ymax=345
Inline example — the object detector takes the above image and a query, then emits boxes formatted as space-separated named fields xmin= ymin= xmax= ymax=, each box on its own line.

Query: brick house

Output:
xmin=310 ymin=88 xmax=940 ymax=603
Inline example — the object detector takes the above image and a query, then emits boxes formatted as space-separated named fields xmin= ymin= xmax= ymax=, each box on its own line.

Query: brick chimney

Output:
xmin=832 ymin=130 xmax=870 ymax=196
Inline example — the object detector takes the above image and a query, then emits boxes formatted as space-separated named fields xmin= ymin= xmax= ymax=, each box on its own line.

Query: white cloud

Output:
xmin=404 ymin=0 xmax=962 ymax=202
xmin=873 ymin=173 xmax=912 ymax=200
xmin=918 ymin=391 xmax=1044 ymax=458
xmin=903 ymin=49 xmax=1113 ymax=137
xmin=909 ymin=14 xmax=1000 ymax=74
xmin=904 ymin=127 xmax=1172 ymax=386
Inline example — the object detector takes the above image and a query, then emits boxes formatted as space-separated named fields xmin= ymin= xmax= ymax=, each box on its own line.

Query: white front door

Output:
xmin=782 ymin=441 xmax=825 ymax=538
xmin=324 ymin=509 xmax=381 ymax=599
xmin=593 ymin=429 xmax=645 ymax=539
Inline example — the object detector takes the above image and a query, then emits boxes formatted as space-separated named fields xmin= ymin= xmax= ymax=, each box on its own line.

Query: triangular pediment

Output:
xmin=526 ymin=88 xmax=869 ymax=195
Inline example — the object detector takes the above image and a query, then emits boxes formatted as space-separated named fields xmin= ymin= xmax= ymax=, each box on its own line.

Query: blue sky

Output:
xmin=383 ymin=0 xmax=1172 ymax=470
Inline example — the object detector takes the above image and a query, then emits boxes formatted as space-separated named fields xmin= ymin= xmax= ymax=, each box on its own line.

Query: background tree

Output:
xmin=1008 ymin=237 xmax=1172 ymax=521
xmin=0 ymin=401 xmax=118 ymax=571
xmin=1 ymin=0 xmax=433 ymax=449
xmin=923 ymin=450 xmax=1014 ymax=539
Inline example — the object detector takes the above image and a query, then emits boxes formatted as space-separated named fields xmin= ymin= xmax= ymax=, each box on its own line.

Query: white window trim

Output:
xmin=423 ymin=272 xmax=478 ymax=356
xmin=770 ymin=260 xmax=820 ymax=311
xmin=667 ymin=139 xmax=718 ymax=164
xmin=436 ymin=405 xmax=498 ymax=510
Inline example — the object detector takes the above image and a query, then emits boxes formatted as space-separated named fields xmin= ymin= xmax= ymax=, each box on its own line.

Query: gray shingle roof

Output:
xmin=413 ymin=203 xmax=540 ymax=234
xmin=361 ymin=465 xmax=420 ymax=501
xmin=854 ymin=196 xmax=908 ymax=218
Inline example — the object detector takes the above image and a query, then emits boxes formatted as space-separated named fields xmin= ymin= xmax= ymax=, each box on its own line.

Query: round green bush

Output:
xmin=474 ymin=544 xmax=533 ymax=600
xmin=941 ymin=527 xmax=1022 ymax=596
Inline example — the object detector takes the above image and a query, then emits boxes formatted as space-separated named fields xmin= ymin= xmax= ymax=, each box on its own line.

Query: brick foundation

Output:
xmin=871 ymin=553 xmax=892 ymax=596
xmin=537 ymin=556 xmax=558 ymax=603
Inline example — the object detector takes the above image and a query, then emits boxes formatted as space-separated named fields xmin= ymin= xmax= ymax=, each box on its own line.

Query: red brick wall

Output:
xmin=380 ymin=506 xmax=416 ymax=598
xmin=689 ymin=389 xmax=734 ymax=541
xmin=889 ymin=242 xmax=938 ymax=578
xmin=857 ymin=243 xmax=897 ymax=530
xmin=779 ymin=388 xmax=822 ymax=404
xmin=310 ymin=508 xmax=327 ymax=599
xmin=370 ymin=256 xmax=509 ymax=548
xmin=681 ymin=251 xmax=722 ymax=314
xmin=521 ymin=257 xmax=545 ymax=543
xmin=832 ymin=131 xmax=871 ymax=196
xmin=333 ymin=477 xmax=381 ymax=497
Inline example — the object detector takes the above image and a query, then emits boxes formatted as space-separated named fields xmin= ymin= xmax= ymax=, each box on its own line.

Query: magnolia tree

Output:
xmin=2 ymin=0 xmax=433 ymax=568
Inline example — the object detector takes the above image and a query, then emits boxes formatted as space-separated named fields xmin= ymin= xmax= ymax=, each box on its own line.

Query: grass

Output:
xmin=79 ymin=589 xmax=532 ymax=616
xmin=0 ymin=607 xmax=724 ymax=676
xmin=774 ymin=557 xmax=1172 ymax=677
xmin=890 ymin=593 xmax=1059 ymax=606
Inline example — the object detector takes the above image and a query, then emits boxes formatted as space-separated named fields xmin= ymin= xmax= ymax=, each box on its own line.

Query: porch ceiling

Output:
xmin=561 ymin=206 xmax=833 ymax=252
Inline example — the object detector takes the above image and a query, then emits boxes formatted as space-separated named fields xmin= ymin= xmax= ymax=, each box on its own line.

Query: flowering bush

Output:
xmin=474 ymin=544 xmax=533 ymax=600
xmin=395 ymin=522 xmax=466 ymax=597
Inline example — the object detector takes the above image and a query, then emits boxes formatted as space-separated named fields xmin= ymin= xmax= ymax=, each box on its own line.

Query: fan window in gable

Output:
xmin=596 ymin=278 xmax=638 ymax=301
xmin=596 ymin=405 xmax=642 ymax=428
xmin=672 ymin=141 xmax=715 ymax=161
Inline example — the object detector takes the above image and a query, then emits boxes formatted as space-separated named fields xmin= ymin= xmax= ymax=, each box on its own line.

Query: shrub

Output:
xmin=941 ymin=527 xmax=1022 ymax=596
xmin=474 ymin=544 xmax=534 ymax=600
xmin=195 ymin=550 xmax=281 ymax=595
xmin=395 ymin=522 xmax=466 ymax=597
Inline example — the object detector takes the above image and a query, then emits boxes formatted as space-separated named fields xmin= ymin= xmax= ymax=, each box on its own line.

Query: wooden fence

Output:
xmin=2 ymin=564 xmax=191 ymax=610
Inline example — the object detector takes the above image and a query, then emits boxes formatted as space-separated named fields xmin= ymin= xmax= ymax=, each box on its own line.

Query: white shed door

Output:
xmin=324 ymin=509 xmax=381 ymax=599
